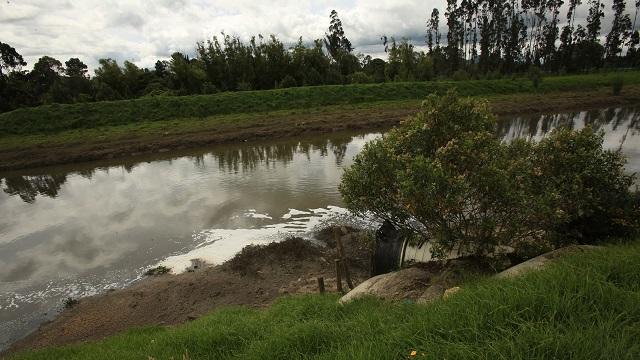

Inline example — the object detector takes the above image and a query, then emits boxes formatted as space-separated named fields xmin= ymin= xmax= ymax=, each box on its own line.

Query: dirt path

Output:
xmin=4 ymin=229 xmax=372 ymax=356
xmin=1 ymin=87 xmax=639 ymax=172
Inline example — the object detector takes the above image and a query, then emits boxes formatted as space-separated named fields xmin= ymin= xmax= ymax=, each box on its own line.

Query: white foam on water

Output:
xmin=158 ymin=206 xmax=354 ymax=273
xmin=233 ymin=209 xmax=273 ymax=220
xmin=281 ymin=209 xmax=313 ymax=219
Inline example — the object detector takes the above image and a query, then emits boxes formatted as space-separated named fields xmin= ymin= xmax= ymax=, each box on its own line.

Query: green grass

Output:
xmin=11 ymin=240 xmax=640 ymax=359
xmin=1 ymin=71 xmax=638 ymax=136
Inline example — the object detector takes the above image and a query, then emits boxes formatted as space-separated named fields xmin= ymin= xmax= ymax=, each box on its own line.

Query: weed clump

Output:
xmin=612 ymin=75 xmax=624 ymax=95
xmin=144 ymin=265 xmax=171 ymax=276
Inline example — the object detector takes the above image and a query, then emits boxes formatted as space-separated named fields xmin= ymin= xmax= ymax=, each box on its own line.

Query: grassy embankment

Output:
xmin=11 ymin=240 xmax=640 ymax=360
xmin=1 ymin=71 xmax=640 ymax=153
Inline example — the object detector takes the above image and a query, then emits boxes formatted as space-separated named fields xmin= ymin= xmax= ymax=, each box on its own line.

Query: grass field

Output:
xmin=10 ymin=240 xmax=640 ymax=360
xmin=1 ymin=71 xmax=638 ymax=136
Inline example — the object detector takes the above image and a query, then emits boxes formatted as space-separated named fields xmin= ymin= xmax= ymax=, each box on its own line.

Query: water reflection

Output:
xmin=2 ymin=174 xmax=68 ymax=204
xmin=498 ymin=107 xmax=640 ymax=174
xmin=1 ymin=133 xmax=355 ymax=204
xmin=0 ymin=131 xmax=373 ymax=350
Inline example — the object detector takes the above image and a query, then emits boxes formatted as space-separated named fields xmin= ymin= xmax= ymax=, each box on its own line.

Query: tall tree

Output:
xmin=65 ymin=58 xmax=88 ymax=78
xmin=445 ymin=0 xmax=463 ymax=71
xmin=605 ymin=0 xmax=633 ymax=62
xmin=0 ymin=42 xmax=26 ymax=76
xmin=541 ymin=0 xmax=564 ymax=68
xmin=324 ymin=10 xmax=353 ymax=61
xmin=30 ymin=56 xmax=63 ymax=98
xmin=586 ymin=0 xmax=605 ymax=42
xmin=427 ymin=8 xmax=441 ymax=53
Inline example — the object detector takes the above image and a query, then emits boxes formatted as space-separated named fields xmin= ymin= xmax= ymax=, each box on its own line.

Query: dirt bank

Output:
xmin=4 ymin=229 xmax=372 ymax=355
xmin=1 ymin=87 xmax=639 ymax=172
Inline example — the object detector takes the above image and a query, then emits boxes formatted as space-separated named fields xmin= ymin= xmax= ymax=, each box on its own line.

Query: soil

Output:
xmin=1 ymin=87 xmax=639 ymax=172
xmin=3 ymin=229 xmax=373 ymax=356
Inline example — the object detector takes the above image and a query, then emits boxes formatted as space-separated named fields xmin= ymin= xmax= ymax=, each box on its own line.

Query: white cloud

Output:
xmin=0 ymin=0 xmax=634 ymax=72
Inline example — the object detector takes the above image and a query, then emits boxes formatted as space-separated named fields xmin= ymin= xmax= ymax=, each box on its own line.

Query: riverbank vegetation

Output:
xmin=2 ymin=0 xmax=640 ymax=113
xmin=9 ymin=239 xmax=640 ymax=359
xmin=340 ymin=91 xmax=640 ymax=263
xmin=2 ymin=72 xmax=639 ymax=137
xmin=1 ymin=81 xmax=639 ymax=172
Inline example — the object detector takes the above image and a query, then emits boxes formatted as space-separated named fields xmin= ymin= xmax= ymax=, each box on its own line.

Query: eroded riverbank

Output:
xmin=4 ymin=230 xmax=372 ymax=355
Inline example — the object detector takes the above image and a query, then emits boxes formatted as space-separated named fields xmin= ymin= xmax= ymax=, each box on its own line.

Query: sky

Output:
xmin=0 ymin=0 xmax=636 ymax=72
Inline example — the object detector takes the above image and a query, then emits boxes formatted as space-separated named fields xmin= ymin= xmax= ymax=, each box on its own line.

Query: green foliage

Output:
xmin=1 ymin=72 xmax=640 ymax=137
xmin=451 ymin=69 xmax=470 ymax=81
xmin=278 ymin=75 xmax=298 ymax=88
xmin=340 ymin=91 xmax=638 ymax=259
xmin=528 ymin=65 xmax=543 ymax=89
xmin=347 ymin=71 xmax=373 ymax=84
xmin=612 ymin=75 xmax=624 ymax=95
xmin=11 ymin=241 xmax=640 ymax=359
xmin=533 ymin=127 xmax=639 ymax=246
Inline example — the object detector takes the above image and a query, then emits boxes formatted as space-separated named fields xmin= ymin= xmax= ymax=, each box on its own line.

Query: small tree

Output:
xmin=340 ymin=92 xmax=638 ymax=260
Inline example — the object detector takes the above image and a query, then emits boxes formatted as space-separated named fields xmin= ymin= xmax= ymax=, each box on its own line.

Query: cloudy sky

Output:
xmin=0 ymin=0 xmax=634 ymax=72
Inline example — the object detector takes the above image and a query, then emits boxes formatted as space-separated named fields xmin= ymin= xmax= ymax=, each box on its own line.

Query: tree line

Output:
xmin=1 ymin=3 xmax=639 ymax=113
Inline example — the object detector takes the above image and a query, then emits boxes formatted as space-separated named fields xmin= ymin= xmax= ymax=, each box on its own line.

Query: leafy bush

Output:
xmin=451 ymin=69 xmax=470 ymax=81
xmin=528 ymin=66 xmax=543 ymax=89
xmin=612 ymin=75 xmax=624 ymax=95
xmin=201 ymin=82 xmax=219 ymax=94
xmin=340 ymin=91 xmax=638 ymax=259
xmin=348 ymin=72 xmax=374 ymax=84
xmin=236 ymin=82 xmax=252 ymax=91
xmin=278 ymin=75 xmax=298 ymax=89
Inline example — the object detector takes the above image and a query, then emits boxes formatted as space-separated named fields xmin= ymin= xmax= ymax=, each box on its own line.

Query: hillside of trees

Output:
xmin=1 ymin=1 xmax=640 ymax=113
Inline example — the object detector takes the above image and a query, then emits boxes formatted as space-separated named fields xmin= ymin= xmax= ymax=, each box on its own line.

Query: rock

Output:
xmin=496 ymin=245 xmax=601 ymax=279
xmin=339 ymin=267 xmax=430 ymax=304
xmin=443 ymin=286 xmax=461 ymax=299
xmin=417 ymin=284 xmax=445 ymax=304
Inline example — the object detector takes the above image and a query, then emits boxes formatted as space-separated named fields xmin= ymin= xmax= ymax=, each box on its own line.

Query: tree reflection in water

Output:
xmin=0 ymin=134 xmax=356 ymax=203
xmin=2 ymin=107 xmax=638 ymax=204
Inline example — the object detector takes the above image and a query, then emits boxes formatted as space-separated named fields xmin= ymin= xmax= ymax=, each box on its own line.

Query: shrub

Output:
xmin=532 ymin=127 xmax=639 ymax=245
xmin=451 ymin=69 xmax=470 ymax=81
xmin=348 ymin=72 xmax=374 ymax=84
xmin=340 ymin=91 xmax=638 ymax=260
xmin=201 ymin=82 xmax=218 ymax=94
xmin=278 ymin=75 xmax=298 ymax=89
xmin=612 ymin=75 xmax=624 ymax=95
xmin=236 ymin=82 xmax=252 ymax=91
xmin=528 ymin=65 xmax=543 ymax=89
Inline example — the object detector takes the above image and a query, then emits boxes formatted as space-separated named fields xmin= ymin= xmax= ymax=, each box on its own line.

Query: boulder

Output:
xmin=339 ymin=267 xmax=431 ymax=304
xmin=496 ymin=245 xmax=601 ymax=279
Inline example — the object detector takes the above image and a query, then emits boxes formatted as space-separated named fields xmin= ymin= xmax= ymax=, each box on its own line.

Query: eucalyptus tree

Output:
xmin=586 ymin=0 xmax=605 ymax=42
xmin=427 ymin=8 xmax=441 ymax=53
xmin=445 ymin=0 xmax=464 ymax=72
xmin=541 ymin=0 xmax=564 ymax=69
xmin=503 ymin=0 xmax=528 ymax=73
xmin=558 ymin=0 xmax=582 ymax=70
xmin=0 ymin=41 xmax=26 ymax=76
xmin=605 ymin=0 xmax=633 ymax=64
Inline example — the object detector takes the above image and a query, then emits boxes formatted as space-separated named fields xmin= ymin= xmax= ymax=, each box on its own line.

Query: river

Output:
xmin=1 ymin=106 xmax=639 ymax=350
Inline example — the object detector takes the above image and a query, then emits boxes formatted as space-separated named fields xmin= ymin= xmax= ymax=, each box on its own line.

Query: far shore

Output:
xmin=1 ymin=86 xmax=639 ymax=172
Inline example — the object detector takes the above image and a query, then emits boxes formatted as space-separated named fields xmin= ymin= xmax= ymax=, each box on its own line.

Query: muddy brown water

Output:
xmin=1 ymin=106 xmax=639 ymax=350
